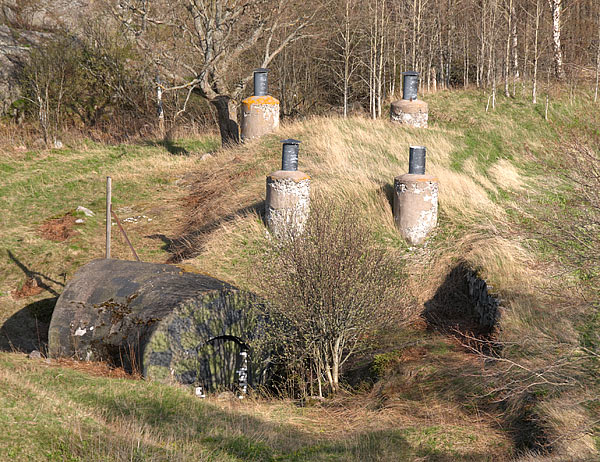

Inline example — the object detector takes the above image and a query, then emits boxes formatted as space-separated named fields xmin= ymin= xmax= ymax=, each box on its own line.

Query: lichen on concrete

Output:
xmin=265 ymin=173 xmax=310 ymax=239
xmin=241 ymin=97 xmax=280 ymax=141
xmin=390 ymin=99 xmax=429 ymax=128
xmin=393 ymin=174 xmax=438 ymax=245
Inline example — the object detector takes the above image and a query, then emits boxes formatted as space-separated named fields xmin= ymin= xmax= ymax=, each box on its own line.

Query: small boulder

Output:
xmin=76 ymin=206 xmax=95 ymax=217
xmin=28 ymin=350 xmax=42 ymax=360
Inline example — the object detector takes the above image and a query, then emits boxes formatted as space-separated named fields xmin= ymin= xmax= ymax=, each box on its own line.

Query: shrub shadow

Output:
xmin=146 ymin=200 xmax=265 ymax=263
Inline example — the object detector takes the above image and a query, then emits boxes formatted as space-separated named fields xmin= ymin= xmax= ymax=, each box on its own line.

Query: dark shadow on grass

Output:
xmin=7 ymin=250 xmax=64 ymax=297
xmin=146 ymin=200 xmax=265 ymax=263
xmin=143 ymin=139 xmax=189 ymax=156
xmin=380 ymin=183 xmax=395 ymax=211
xmin=0 ymin=297 xmax=57 ymax=353
xmin=422 ymin=261 xmax=491 ymax=338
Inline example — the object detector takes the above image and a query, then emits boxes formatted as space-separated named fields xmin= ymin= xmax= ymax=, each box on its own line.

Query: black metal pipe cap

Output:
xmin=409 ymin=146 xmax=426 ymax=174
xmin=253 ymin=68 xmax=269 ymax=96
xmin=281 ymin=139 xmax=301 ymax=171
xmin=402 ymin=71 xmax=419 ymax=101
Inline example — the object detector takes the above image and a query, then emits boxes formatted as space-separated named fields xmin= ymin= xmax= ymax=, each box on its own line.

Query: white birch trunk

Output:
xmin=532 ymin=0 xmax=540 ymax=104
xmin=548 ymin=0 xmax=565 ymax=80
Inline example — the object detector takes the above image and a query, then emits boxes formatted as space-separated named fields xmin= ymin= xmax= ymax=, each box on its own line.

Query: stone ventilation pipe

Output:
xmin=241 ymin=68 xmax=280 ymax=142
xmin=265 ymin=139 xmax=311 ymax=238
xmin=390 ymin=71 xmax=429 ymax=128
xmin=393 ymin=146 xmax=439 ymax=245
xmin=48 ymin=259 xmax=271 ymax=393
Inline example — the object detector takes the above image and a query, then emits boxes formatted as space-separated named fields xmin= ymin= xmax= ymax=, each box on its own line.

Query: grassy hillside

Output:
xmin=0 ymin=87 xmax=598 ymax=461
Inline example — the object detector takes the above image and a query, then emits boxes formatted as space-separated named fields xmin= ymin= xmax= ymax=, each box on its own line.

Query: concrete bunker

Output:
xmin=48 ymin=259 xmax=270 ymax=391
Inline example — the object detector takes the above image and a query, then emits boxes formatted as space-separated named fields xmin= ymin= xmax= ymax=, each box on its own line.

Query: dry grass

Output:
xmin=2 ymin=89 xmax=598 ymax=460
xmin=174 ymin=105 xmax=597 ymax=459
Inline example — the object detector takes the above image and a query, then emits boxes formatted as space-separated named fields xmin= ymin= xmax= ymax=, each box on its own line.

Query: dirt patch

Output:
xmin=39 ymin=214 xmax=78 ymax=241
xmin=52 ymin=358 xmax=140 ymax=379
xmin=12 ymin=277 xmax=44 ymax=299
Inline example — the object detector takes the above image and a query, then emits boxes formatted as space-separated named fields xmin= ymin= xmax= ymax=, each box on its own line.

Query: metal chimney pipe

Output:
xmin=253 ymin=68 xmax=269 ymax=96
xmin=281 ymin=139 xmax=300 ymax=171
xmin=402 ymin=71 xmax=419 ymax=101
xmin=408 ymin=146 xmax=426 ymax=174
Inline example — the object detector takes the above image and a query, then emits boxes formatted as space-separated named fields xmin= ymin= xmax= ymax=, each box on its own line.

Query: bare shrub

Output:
xmin=255 ymin=198 xmax=409 ymax=396
xmin=19 ymin=31 xmax=153 ymax=143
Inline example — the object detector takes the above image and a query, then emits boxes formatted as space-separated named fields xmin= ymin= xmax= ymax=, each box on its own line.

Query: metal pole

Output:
xmin=111 ymin=210 xmax=141 ymax=262
xmin=281 ymin=139 xmax=301 ymax=171
xmin=106 ymin=176 xmax=111 ymax=259
xmin=408 ymin=146 xmax=427 ymax=174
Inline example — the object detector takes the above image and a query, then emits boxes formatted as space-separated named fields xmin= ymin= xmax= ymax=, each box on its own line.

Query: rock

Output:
xmin=75 ymin=218 xmax=85 ymax=224
xmin=216 ymin=391 xmax=236 ymax=401
xmin=0 ymin=25 xmax=52 ymax=116
xmin=28 ymin=350 xmax=42 ymax=359
xmin=76 ymin=206 xmax=94 ymax=217
xmin=200 ymin=153 xmax=213 ymax=161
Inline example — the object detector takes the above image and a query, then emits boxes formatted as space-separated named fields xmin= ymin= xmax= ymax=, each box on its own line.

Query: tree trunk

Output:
xmin=511 ymin=2 xmax=519 ymax=94
xmin=595 ymin=13 xmax=600 ymax=103
xmin=211 ymin=96 xmax=240 ymax=146
xmin=156 ymin=75 xmax=165 ymax=138
xmin=548 ymin=0 xmax=566 ymax=81
xmin=504 ymin=0 xmax=512 ymax=97
xmin=533 ymin=0 xmax=540 ymax=103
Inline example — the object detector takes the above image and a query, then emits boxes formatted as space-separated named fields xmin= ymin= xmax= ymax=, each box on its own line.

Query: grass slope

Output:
xmin=0 ymin=87 xmax=598 ymax=461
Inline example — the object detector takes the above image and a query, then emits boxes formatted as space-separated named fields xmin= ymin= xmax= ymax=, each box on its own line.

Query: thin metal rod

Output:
xmin=111 ymin=210 xmax=141 ymax=262
xmin=106 ymin=176 xmax=111 ymax=259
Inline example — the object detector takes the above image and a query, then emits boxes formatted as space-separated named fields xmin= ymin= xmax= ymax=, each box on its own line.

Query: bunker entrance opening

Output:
xmin=188 ymin=335 xmax=249 ymax=394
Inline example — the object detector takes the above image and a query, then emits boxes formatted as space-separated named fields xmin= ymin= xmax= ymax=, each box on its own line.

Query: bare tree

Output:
xmin=532 ymin=0 xmax=541 ymax=103
xmin=595 ymin=11 xmax=600 ymax=103
xmin=111 ymin=0 xmax=314 ymax=145
xmin=330 ymin=0 xmax=361 ymax=117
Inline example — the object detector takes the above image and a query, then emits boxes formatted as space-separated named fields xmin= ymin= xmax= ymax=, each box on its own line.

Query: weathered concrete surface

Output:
xmin=241 ymin=95 xmax=280 ymax=142
xmin=390 ymin=99 xmax=429 ymax=128
xmin=393 ymin=173 xmax=438 ymax=245
xmin=48 ymin=259 xmax=270 ymax=389
xmin=265 ymin=170 xmax=310 ymax=238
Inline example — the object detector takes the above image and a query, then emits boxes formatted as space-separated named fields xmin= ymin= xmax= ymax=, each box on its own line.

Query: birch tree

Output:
xmin=547 ymin=0 xmax=565 ymax=80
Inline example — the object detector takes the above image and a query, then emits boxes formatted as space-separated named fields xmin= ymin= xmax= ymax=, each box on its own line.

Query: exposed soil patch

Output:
xmin=52 ymin=358 xmax=139 ymax=379
xmin=39 ymin=214 xmax=78 ymax=241
xmin=12 ymin=277 xmax=44 ymax=299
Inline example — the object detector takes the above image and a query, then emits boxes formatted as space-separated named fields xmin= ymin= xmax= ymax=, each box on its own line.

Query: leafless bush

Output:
xmin=255 ymin=198 xmax=409 ymax=397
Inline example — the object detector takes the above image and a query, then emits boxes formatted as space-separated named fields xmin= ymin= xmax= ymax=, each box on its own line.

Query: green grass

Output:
xmin=1 ymin=86 xmax=599 ymax=460
xmin=0 ymin=353 xmax=505 ymax=461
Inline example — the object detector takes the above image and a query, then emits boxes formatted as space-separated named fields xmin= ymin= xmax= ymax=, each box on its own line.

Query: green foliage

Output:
xmin=371 ymin=351 xmax=403 ymax=379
